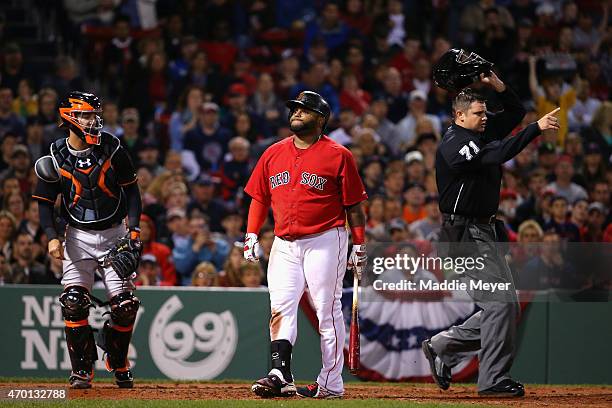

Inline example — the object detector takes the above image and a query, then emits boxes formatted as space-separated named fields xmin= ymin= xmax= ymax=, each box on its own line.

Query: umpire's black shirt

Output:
xmin=436 ymin=88 xmax=541 ymax=217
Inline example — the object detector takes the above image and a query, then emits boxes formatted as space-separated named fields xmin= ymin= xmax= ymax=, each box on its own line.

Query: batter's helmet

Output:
xmin=59 ymin=91 xmax=103 ymax=145
xmin=433 ymin=49 xmax=494 ymax=92
xmin=286 ymin=91 xmax=331 ymax=129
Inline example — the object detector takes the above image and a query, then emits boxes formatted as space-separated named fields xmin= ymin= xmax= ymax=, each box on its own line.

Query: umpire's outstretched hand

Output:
xmin=537 ymin=107 xmax=561 ymax=131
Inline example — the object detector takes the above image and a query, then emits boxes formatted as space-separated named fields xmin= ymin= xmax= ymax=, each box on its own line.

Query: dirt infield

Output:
xmin=2 ymin=382 xmax=610 ymax=407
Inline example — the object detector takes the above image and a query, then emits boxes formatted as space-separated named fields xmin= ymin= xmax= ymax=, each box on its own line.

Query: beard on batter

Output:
xmin=290 ymin=117 xmax=319 ymax=137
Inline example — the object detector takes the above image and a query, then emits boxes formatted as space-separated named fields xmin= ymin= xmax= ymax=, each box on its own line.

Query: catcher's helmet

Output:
xmin=433 ymin=49 xmax=494 ymax=92
xmin=286 ymin=91 xmax=331 ymax=129
xmin=59 ymin=91 xmax=103 ymax=145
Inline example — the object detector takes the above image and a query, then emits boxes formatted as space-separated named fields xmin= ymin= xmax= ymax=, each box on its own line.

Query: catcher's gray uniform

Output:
xmin=62 ymin=223 xmax=135 ymax=297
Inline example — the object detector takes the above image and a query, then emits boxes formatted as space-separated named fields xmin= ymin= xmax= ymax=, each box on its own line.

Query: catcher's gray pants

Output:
xmin=62 ymin=223 xmax=135 ymax=298
xmin=431 ymin=222 xmax=519 ymax=391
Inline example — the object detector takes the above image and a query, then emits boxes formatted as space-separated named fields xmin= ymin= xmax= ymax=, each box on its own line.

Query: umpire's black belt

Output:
xmin=442 ymin=213 xmax=496 ymax=225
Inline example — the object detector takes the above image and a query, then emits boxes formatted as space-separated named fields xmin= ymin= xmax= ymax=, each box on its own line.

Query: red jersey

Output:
xmin=245 ymin=135 xmax=367 ymax=239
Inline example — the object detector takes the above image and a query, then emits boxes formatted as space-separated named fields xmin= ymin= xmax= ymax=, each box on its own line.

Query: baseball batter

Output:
xmin=32 ymin=91 xmax=143 ymax=389
xmin=244 ymin=91 xmax=368 ymax=399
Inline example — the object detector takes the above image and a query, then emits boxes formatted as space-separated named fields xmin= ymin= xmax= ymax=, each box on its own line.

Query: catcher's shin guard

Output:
xmin=97 ymin=292 xmax=139 ymax=370
xmin=60 ymin=286 xmax=97 ymax=376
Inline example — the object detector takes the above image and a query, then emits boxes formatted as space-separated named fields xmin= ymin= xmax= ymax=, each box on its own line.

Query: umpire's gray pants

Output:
xmin=431 ymin=222 xmax=519 ymax=391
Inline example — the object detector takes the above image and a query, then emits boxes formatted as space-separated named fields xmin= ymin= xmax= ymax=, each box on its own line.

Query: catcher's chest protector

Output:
xmin=51 ymin=134 xmax=125 ymax=226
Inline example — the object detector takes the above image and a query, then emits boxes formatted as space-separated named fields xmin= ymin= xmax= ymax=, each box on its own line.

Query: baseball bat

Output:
xmin=348 ymin=271 xmax=360 ymax=373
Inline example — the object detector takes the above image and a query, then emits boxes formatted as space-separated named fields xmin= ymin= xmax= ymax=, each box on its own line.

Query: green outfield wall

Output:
xmin=0 ymin=286 xmax=609 ymax=384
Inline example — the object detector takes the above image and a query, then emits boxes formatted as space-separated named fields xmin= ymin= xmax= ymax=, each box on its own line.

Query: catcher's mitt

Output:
xmin=102 ymin=236 xmax=142 ymax=280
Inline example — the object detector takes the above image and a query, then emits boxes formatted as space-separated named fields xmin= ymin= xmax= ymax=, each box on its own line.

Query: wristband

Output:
xmin=350 ymin=225 xmax=365 ymax=245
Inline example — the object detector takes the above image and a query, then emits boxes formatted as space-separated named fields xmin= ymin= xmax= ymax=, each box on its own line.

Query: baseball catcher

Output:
xmin=32 ymin=91 xmax=142 ymax=389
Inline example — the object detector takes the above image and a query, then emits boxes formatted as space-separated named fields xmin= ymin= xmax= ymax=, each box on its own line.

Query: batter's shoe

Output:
xmin=251 ymin=369 xmax=296 ymax=398
xmin=478 ymin=379 xmax=525 ymax=397
xmin=69 ymin=370 xmax=93 ymax=389
xmin=422 ymin=339 xmax=452 ymax=390
xmin=296 ymin=383 xmax=343 ymax=399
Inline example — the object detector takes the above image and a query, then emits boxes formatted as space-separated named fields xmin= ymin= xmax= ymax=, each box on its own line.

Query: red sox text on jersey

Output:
xmin=245 ymin=135 xmax=367 ymax=239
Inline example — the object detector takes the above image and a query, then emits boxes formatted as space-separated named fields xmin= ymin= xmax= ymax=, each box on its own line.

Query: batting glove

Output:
xmin=347 ymin=244 xmax=367 ymax=280
xmin=244 ymin=232 xmax=260 ymax=262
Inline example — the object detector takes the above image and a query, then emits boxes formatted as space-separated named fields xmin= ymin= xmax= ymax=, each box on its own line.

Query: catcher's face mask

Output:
xmin=433 ymin=48 xmax=494 ymax=92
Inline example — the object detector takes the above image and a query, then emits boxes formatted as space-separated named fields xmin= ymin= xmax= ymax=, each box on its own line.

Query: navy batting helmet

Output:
xmin=286 ymin=91 xmax=331 ymax=129
xmin=433 ymin=49 xmax=494 ymax=92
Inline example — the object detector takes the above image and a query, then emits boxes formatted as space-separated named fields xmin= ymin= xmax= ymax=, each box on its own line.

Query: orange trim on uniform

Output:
xmin=65 ymin=319 xmax=89 ymax=328
xmin=31 ymin=195 xmax=54 ymax=203
xmin=59 ymin=168 xmax=83 ymax=207
xmin=105 ymin=358 xmax=130 ymax=373
xmin=111 ymin=324 xmax=134 ymax=332
xmin=75 ymin=166 xmax=94 ymax=175
xmin=118 ymin=177 xmax=138 ymax=186
xmin=98 ymin=159 xmax=117 ymax=199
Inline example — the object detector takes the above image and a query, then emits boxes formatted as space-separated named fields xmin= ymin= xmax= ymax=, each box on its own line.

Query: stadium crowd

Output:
xmin=0 ymin=0 xmax=609 ymax=290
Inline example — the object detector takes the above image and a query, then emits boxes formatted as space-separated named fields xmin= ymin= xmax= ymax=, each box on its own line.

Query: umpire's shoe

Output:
xmin=422 ymin=339 xmax=452 ymax=390
xmin=69 ymin=370 xmax=93 ymax=389
xmin=251 ymin=369 xmax=296 ymax=398
xmin=479 ymin=379 xmax=525 ymax=397
xmin=296 ymin=383 xmax=343 ymax=399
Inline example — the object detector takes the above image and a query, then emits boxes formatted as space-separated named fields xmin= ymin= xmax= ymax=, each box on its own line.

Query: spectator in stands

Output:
xmin=391 ymin=90 xmax=441 ymax=155
xmin=570 ymin=198 xmax=589 ymax=238
xmin=368 ymin=99 xmax=395 ymax=151
xmin=388 ymin=218 xmax=408 ymax=242
xmin=118 ymin=107 xmax=140 ymax=155
xmin=0 ymin=87 xmax=24 ymax=139
xmin=12 ymin=79 xmax=38 ymax=120
xmin=0 ymin=43 xmax=29 ymax=95
xmin=232 ymin=112 xmax=261 ymax=144
xmin=104 ymin=15 xmax=136 ymax=96
xmin=173 ymin=215 xmax=229 ymax=286
xmin=191 ymin=261 xmax=219 ymax=287
xmin=409 ymin=194 xmax=440 ymax=240
xmin=218 ymin=136 xmax=251 ymax=203
xmin=249 ymin=73 xmax=284 ymax=135
xmin=528 ymin=56 xmax=576 ymax=146
xmin=169 ymin=85 xmax=203 ymax=151
xmin=546 ymin=156 xmax=588 ymax=203
xmin=304 ymin=2 xmax=350 ymax=54
xmin=362 ymin=159 xmax=384 ymax=197
xmin=375 ymin=67 xmax=408 ymax=125
xmin=238 ymin=262 xmax=264 ymax=288
xmin=341 ymin=0 xmax=372 ymax=37
xmin=0 ymin=145 xmax=31 ymax=194
xmin=329 ymin=108 xmax=357 ymax=146
xmin=219 ymin=242 xmax=245 ymax=287
xmin=219 ymin=213 xmax=244 ymax=250
xmin=544 ymin=195 xmax=581 ymax=242
xmin=8 ymin=231 xmax=55 ymax=284
xmin=403 ymin=182 xmax=426 ymax=224
xmin=187 ymin=174 xmax=226 ymax=232
xmin=135 ymin=254 xmax=167 ymax=287
xmin=3 ymin=191 xmax=25 ymax=224
xmin=101 ymin=100 xmax=123 ymax=137
xmin=24 ymin=117 xmax=45 ymax=163
xmin=42 ymin=55 xmax=84 ymax=99
xmin=590 ymin=181 xmax=610 ymax=209
xmin=568 ymin=79 xmax=601 ymax=130
xmin=140 ymin=214 xmax=177 ymax=286
xmin=183 ymin=102 xmax=232 ymax=172
xmin=582 ymin=202 xmax=607 ymax=242
xmin=340 ymin=70 xmax=372 ymax=117
xmin=290 ymin=62 xmax=340 ymax=118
